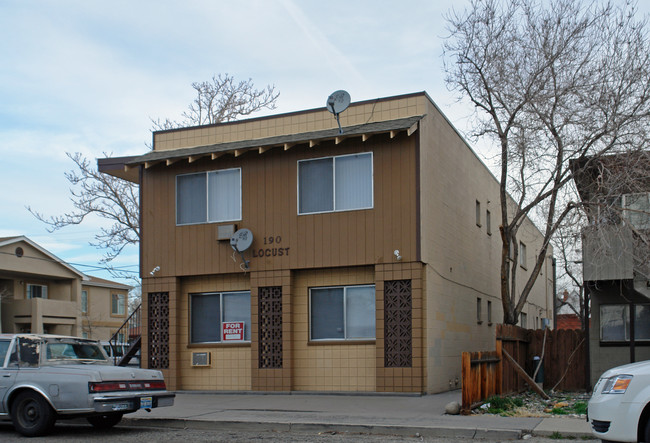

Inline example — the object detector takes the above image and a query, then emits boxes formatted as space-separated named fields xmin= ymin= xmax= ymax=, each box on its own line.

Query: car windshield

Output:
xmin=45 ymin=341 xmax=109 ymax=364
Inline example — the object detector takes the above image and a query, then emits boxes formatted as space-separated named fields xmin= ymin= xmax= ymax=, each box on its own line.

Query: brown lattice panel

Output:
xmin=148 ymin=292 xmax=170 ymax=369
xmin=258 ymin=286 xmax=283 ymax=369
xmin=384 ymin=280 xmax=412 ymax=368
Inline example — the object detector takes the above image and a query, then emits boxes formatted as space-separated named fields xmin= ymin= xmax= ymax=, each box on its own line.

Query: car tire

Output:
xmin=11 ymin=390 xmax=56 ymax=437
xmin=86 ymin=413 xmax=123 ymax=429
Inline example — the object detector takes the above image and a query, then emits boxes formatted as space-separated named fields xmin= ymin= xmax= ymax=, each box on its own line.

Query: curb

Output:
xmin=121 ymin=417 xmax=524 ymax=440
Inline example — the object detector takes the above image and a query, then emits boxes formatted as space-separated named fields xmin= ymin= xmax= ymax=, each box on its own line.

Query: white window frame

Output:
xmin=309 ymin=284 xmax=376 ymax=341
xmin=26 ymin=284 xmax=48 ymax=299
xmin=297 ymin=152 xmax=373 ymax=215
xmin=189 ymin=291 xmax=251 ymax=344
xmin=176 ymin=167 xmax=242 ymax=226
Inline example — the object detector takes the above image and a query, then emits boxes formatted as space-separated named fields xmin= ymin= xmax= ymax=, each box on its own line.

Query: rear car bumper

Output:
xmin=93 ymin=393 xmax=175 ymax=413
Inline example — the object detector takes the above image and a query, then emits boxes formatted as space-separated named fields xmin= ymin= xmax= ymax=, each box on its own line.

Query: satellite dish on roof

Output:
xmin=326 ymin=90 xmax=351 ymax=134
xmin=230 ymin=228 xmax=253 ymax=270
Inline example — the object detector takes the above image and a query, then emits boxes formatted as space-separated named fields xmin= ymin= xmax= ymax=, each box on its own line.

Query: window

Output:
xmin=176 ymin=168 xmax=242 ymax=225
xmin=310 ymin=285 xmax=375 ymax=340
xmin=190 ymin=291 xmax=251 ymax=343
xmin=111 ymin=293 xmax=125 ymax=316
xmin=486 ymin=210 xmax=491 ymax=235
xmin=475 ymin=201 xmax=481 ymax=226
xmin=298 ymin=153 xmax=373 ymax=214
xmin=487 ymin=300 xmax=493 ymax=325
xmin=27 ymin=284 xmax=47 ymax=299
xmin=600 ymin=304 xmax=650 ymax=342
xmin=622 ymin=192 xmax=650 ymax=229
xmin=81 ymin=290 xmax=88 ymax=314
xmin=476 ymin=298 xmax=483 ymax=324
xmin=519 ymin=242 xmax=527 ymax=268
xmin=520 ymin=312 xmax=527 ymax=328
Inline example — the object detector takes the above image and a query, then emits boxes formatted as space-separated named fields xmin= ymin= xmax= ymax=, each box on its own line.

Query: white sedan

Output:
xmin=0 ymin=334 xmax=174 ymax=437
xmin=588 ymin=360 xmax=650 ymax=442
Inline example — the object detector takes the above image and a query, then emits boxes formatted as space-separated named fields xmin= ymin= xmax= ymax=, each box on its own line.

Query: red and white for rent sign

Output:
xmin=222 ymin=322 xmax=245 ymax=341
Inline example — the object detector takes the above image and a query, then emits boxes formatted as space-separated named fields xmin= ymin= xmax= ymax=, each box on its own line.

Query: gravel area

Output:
xmin=474 ymin=391 xmax=590 ymax=418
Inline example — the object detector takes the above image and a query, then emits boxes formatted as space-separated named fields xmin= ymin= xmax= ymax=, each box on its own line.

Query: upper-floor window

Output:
xmin=298 ymin=153 xmax=373 ymax=214
xmin=111 ymin=293 xmax=125 ymax=316
xmin=475 ymin=201 xmax=481 ymax=226
xmin=176 ymin=168 xmax=242 ymax=225
xmin=81 ymin=290 xmax=88 ymax=314
xmin=622 ymin=192 xmax=650 ymax=230
xmin=519 ymin=242 xmax=527 ymax=269
xmin=27 ymin=284 xmax=47 ymax=299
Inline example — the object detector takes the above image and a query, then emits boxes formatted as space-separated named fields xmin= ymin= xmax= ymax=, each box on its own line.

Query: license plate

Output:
xmin=112 ymin=403 xmax=131 ymax=411
xmin=140 ymin=397 xmax=153 ymax=409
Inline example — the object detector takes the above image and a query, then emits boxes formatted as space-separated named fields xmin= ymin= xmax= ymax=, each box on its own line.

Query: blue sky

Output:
xmin=1 ymin=0 xmax=646 ymax=285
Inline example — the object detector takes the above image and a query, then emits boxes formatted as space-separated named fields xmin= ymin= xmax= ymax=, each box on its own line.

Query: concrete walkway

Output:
xmin=124 ymin=391 xmax=593 ymax=440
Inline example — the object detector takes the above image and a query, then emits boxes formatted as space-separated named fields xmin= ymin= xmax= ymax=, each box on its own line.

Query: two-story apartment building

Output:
xmin=572 ymin=154 xmax=650 ymax=384
xmin=0 ymin=236 xmax=130 ymax=340
xmin=100 ymin=92 xmax=554 ymax=393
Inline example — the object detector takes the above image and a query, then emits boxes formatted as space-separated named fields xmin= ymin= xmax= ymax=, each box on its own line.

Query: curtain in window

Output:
xmin=299 ymin=158 xmax=333 ymax=213
xmin=177 ymin=173 xmax=207 ymax=224
xmin=345 ymin=286 xmax=375 ymax=338
xmin=223 ymin=292 xmax=251 ymax=341
xmin=208 ymin=169 xmax=241 ymax=222
xmin=601 ymin=305 xmax=629 ymax=341
xmin=635 ymin=305 xmax=650 ymax=340
xmin=191 ymin=294 xmax=220 ymax=343
xmin=311 ymin=288 xmax=344 ymax=339
xmin=335 ymin=154 xmax=372 ymax=211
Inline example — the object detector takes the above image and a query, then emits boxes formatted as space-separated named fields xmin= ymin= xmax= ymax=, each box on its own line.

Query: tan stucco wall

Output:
xmin=81 ymin=284 xmax=129 ymax=341
xmin=417 ymin=99 xmax=554 ymax=392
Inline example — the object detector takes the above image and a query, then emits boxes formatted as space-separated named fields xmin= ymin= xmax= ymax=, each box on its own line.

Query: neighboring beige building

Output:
xmin=100 ymin=91 xmax=554 ymax=393
xmin=0 ymin=236 xmax=130 ymax=340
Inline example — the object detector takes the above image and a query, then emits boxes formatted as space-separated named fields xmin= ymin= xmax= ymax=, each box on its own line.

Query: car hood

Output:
xmin=600 ymin=360 xmax=650 ymax=378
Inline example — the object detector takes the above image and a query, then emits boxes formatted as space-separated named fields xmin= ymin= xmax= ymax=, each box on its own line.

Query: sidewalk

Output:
xmin=124 ymin=391 xmax=593 ymax=440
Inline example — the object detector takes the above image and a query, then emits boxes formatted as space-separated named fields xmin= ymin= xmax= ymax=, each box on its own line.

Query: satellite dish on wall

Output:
xmin=326 ymin=90 xmax=351 ymax=134
xmin=230 ymin=228 xmax=253 ymax=252
xmin=230 ymin=228 xmax=253 ymax=270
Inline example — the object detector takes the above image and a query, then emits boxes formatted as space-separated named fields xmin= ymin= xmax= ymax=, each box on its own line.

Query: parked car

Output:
xmin=0 ymin=334 xmax=174 ymax=437
xmin=588 ymin=360 xmax=650 ymax=442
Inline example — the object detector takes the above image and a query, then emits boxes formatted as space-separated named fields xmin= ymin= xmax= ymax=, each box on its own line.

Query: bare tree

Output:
xmin=150 ymin=73 xmax=279 ymax=130
xmin=29 ymin=74 xmax=279 ymax=271
xmin=444 ymin=0 xmax=650 ymax=324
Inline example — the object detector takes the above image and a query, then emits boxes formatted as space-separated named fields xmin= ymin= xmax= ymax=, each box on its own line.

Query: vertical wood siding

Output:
xmin=141 ymin=133 xmax=418 ymax=277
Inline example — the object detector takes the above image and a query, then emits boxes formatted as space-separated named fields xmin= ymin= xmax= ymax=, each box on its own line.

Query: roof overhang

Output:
xmin=98 ymin=116 xmax=423 ymax=184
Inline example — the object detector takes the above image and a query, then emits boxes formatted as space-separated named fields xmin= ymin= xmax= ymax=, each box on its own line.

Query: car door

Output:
xmin=0 ymin=338 xmax=17 ymax=413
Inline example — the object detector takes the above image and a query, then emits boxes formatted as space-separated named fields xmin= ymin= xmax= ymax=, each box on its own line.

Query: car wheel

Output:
xmin=10 ymin=390 xmax=56 ymax=437
xmin=86 ymin=413 xmax=123 ymax=429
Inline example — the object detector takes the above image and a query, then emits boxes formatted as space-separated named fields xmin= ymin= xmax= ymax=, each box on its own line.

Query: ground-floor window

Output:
xmin=309 ymin=285 xmax=375 ymax=341
xmin=600 ymin=303 xmax=650 ymax=342
xmin=190 ymin=291 xmax=251 ymax=344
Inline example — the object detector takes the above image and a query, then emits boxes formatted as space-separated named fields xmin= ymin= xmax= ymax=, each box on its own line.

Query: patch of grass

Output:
xmin=551 ymin=407 xmax=568 ymax=415
xmin=572 ymin=401 xmax=587 ymax=415
xmin=484 ymin=396 xmax=522 ymax=415
xmin=549 ymin=431 xmax=576 ymax=440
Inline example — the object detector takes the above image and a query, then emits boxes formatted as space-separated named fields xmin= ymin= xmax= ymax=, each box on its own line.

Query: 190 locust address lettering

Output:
xmin=252 ymin=235 xmax=289 ymax=258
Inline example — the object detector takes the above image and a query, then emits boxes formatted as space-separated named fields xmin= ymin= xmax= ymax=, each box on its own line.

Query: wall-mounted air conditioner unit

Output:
xmin=191 ymin=352 xmax=211 ymax=367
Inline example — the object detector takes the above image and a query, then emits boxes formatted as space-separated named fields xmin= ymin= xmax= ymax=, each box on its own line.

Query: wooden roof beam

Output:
xmin=362 ymin=134 xmax=372 ymax=142
xmin=309 ymin=140 xmax=319 ymax=148
xmin=284 ymin=143 xmax=294 ymax=151
xmin=211 ymin=153 xmax=223 ymax=160
xmin=407 ymin=122 xmax=419 ymax=137
xmin=189 ymin=154 xmax=208 ymax=163
xmin=144 ymin=160 xmax=162 ymax=169
xmin=166 ymin=158 xmax=181 ymax=166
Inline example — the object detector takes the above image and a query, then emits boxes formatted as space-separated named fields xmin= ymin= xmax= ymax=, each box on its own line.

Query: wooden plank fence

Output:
xmin=461 ymin=324 xmax=587 ymax=413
